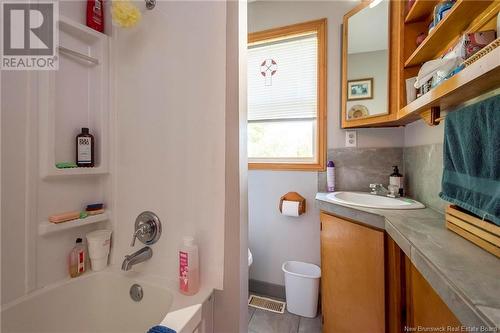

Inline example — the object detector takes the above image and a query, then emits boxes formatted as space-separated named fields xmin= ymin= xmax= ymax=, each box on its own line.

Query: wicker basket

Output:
xmin=445 ymin=205 xmax=500 ymax=258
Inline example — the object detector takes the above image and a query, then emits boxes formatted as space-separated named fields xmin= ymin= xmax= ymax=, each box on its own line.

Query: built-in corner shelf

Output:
xmin=404 ymin=0 xmax=495 ymax=68
xmin=39 ymin=212 xmax=110 ymax=236
xmin=398 ymin=46 xmax=500 ymax=123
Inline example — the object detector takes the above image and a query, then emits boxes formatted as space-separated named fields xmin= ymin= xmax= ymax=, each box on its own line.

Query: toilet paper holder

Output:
xmin=279 ymin=192 xmax=306 ymax=216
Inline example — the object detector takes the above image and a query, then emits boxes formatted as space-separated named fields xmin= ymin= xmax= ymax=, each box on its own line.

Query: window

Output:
xmin=248 ymin=19 xmax=327 ymax=171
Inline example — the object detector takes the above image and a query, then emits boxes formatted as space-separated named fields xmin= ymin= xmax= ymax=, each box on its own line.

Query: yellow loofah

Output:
xmin=112 ymin=0 xmax=142 ymax=28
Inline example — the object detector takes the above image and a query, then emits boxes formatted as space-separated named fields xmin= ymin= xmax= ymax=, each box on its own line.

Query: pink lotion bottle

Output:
xmin=179 ymin=236 xmax=199 ymax=296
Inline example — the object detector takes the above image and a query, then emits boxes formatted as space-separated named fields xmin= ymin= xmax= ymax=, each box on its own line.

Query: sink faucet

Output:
xmin=369 ymin=183 xmax=389 ymax=196
xmin=122 ymin=246 xmax=153 ymax=271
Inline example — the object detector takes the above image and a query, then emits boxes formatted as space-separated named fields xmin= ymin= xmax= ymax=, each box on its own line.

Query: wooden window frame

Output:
xmin=248 ymin=18 xmax=327 ymax=172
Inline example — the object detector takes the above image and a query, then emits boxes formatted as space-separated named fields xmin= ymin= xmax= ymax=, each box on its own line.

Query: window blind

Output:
xmin=248 ymin=34 xmax=318 ymax=122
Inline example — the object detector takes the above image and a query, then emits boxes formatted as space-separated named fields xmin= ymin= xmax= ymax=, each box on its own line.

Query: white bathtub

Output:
xmin=1 ymin=271 xmax=211 ymax=333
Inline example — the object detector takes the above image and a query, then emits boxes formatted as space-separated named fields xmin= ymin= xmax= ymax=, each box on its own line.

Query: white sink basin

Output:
xmin=326 ymin=191 xmax=425 ymax=210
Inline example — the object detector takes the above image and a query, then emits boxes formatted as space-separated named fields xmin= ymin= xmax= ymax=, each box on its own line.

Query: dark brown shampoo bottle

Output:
xmin=76 ymin=128 xmax=95 ymax=167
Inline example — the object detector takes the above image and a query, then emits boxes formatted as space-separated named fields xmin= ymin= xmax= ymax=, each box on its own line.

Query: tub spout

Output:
xmin=121 ymin=246 xmax=153 ymax=271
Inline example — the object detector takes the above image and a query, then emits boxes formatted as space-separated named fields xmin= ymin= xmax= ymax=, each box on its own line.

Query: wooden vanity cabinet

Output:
xmin=405 ymin=257 xmax=461 ymax=330
xmin=320 ymin=212 xmax=461 ymax=333
xmin=320 ymin=213 xmax=386 ymax=333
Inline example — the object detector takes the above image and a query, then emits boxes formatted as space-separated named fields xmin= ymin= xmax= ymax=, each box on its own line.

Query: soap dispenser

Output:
xmin=389 ymin=166 xmax=404 ymax=197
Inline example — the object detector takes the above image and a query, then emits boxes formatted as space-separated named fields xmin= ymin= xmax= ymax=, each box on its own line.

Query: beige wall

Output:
xmin=404 ymin=120 xmax=444 ymax=147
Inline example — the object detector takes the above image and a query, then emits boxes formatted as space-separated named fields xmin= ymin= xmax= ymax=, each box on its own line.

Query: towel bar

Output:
xmin=58 ymin=46 xmax=99 ymax=65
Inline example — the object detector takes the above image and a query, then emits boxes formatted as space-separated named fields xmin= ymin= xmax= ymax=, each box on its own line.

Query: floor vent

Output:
xmin=248 ymin=294 xmax=286 ymax=314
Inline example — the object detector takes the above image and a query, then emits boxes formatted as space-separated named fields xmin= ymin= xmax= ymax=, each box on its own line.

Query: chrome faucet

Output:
xmin=130 ymin=223 xmax=151 ymax=247
xmin=369 ymin=183 xmax=389 ymax=196
xmin=122 ymin=211 xmax=162 ymax=271
xmin=121 ymin=246 xmax=153 ymax=271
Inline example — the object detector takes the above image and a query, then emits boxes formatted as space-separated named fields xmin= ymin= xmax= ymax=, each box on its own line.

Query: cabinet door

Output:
xmin=320 ymin=213 xmax=385 ymax=333
xmin=406 ymin=258 xmax=461 ymax=329
xmin=386 ymin=235 xmax=406 ymax=333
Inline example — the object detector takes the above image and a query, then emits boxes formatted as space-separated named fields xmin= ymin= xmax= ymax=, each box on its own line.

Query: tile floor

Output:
xmin=248 ymin=304 xmax=322 ymax=333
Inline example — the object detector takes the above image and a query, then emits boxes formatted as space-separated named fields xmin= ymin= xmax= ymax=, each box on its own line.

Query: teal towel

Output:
xmin=439 ymin=94 xmax=500 ymax=226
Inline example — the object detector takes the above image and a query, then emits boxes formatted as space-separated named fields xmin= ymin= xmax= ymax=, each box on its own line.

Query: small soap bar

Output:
xmin=55 ymin=162 xmax=78 ymax=169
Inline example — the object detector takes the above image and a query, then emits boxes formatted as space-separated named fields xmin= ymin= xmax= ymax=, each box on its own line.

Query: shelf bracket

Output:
xmin=419 ymin=107 xmax=440 ymax=126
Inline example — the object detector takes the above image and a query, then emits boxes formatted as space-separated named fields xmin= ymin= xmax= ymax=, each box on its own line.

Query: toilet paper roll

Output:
xmin=281 ymin=200 xmax=300 ymax=217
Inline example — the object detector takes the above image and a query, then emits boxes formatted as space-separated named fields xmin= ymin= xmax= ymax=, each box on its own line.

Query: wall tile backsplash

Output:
xmin=319 ymin=144 xmax=445 ymax=213
xmin=404 ymin=143 xmax=445 ymax=212
xmin=318 ymin=147 xmax=404 ymax=192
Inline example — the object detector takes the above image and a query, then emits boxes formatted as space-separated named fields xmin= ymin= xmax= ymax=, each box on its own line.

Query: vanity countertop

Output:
xmin=316 ymin=192 xmax=500 ymax=329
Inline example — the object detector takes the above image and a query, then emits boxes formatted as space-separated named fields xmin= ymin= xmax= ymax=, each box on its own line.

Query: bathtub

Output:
xmin=1 ymin=271 xmax=211 ymax=333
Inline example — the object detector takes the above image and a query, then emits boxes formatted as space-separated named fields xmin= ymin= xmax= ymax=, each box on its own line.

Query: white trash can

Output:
xmin=282 ymin=261 xmax=321 ymax=318
xmin=86 ymin=229 xmax=112 ymax=271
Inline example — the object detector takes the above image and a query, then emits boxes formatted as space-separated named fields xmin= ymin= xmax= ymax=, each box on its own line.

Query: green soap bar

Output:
xmin=55 ymin=162 xmax=78 ymax=169
xmin=79 ymin=211 xmax=88 ymax=219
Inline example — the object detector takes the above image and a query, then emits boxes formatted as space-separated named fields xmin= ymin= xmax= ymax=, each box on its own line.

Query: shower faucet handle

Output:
xmin=130 ymin=211 xmax=162 ymax=247
xmin=130 ymin=224 xmax=151 ymax=247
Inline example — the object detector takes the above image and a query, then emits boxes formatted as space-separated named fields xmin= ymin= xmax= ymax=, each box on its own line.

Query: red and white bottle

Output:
xmin=86 ymin=0 xmax=104 ymax=33
xmin=69 ymin=238 xmax=86 ymax=278
xmin=179 ymin=236 xmax=199 ymax=296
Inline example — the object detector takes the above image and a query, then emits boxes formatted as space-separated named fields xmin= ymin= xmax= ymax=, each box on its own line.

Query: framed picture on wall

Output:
xmin=347 ymin=78 xmax=373 ymax=100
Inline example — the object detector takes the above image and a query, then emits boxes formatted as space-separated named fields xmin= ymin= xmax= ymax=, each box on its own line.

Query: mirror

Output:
xmin=343 ymin=0 xmax=389 ymax=121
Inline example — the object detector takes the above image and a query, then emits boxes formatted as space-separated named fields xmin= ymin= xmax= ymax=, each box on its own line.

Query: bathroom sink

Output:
xmin=326 ymin=191 xmax=425 ymax=210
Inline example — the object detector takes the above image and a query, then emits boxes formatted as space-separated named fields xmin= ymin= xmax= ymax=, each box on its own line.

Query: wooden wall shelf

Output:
xmin=398 ymin=46 xmax=500 ymax=123
xmin=404 ymin=0 xmax=494 ymax=68
xmin=341 ymin=0 xmax=498 ymax=129
xmin=405 ymin=0 xmax=439 ymax=24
